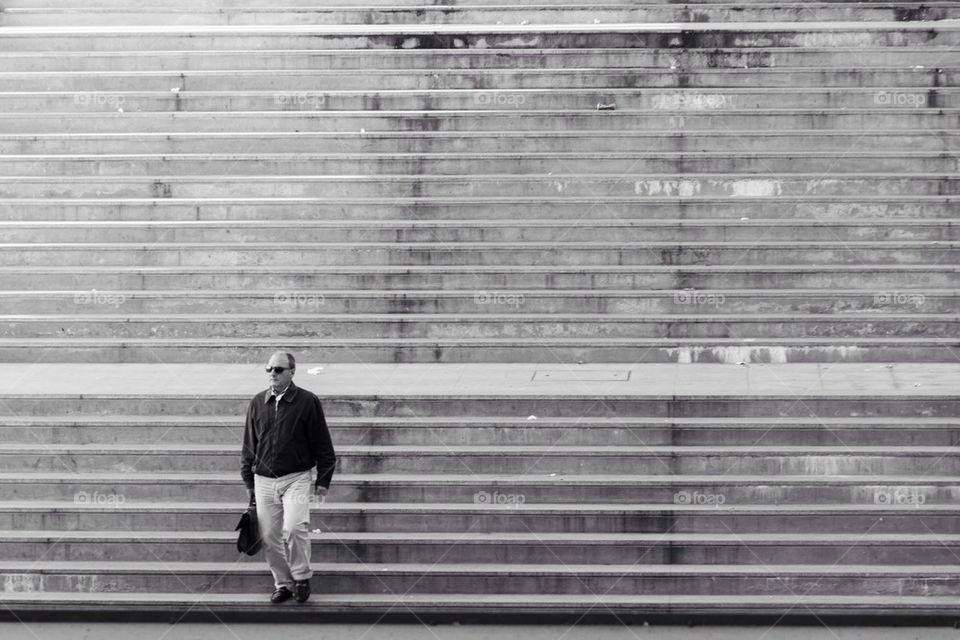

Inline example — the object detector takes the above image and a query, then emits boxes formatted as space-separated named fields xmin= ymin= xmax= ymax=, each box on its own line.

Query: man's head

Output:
xmin=266 ymin=351 xmax=296 ymax=394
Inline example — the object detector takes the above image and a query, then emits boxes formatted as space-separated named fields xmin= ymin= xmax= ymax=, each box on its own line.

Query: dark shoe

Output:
xmin=294 ymin=579 xmax=311 ymax=603
xmin=270 ymin=587 xmax=293 ymax=604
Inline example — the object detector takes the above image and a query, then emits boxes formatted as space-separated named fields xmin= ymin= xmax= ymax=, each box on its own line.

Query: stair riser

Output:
xmin=4 ymin=134 xmax=954 ymax=155
xmin=5 ymin=320 xmax=954 ymax=340
xmin=7 ymin=50 xmax=958 ymax=73
xmin=0 ymin=343 xmax=956 ymax=364
xmin=4 ymin=396 xmax=952 ymax=418
xmin=7 ymin=270 xmax=951 ymax=291
xmin=3 ymin=201 xmax=953 ymax=222
xmin=3 ymin=113 xmax=955 ymax=135
xmin=7 ymin=224 xmax=956 ymax=243
xmin=2 ymin=424 xmax=957 ymax=447
xmin=6 ymin=452 xmax=959 ymax=475
xmin=2 ymin=481 xmax=954 ymax=504
xmin=5 ymin=294 xmax=959 ymax=315
xmin=6 ymin=539 xmax=960 ymax=564
xmin=2 ymin=30 xmax=956 ymax=53
xmin=9 ymin=91 xmax=960 ymax=112
xmin=4 ymin=177 xmax=955 ymax=199
xmin=4 ymin=155 xmax=957 ymax=176
xmin=3 ymin=509 xmax=956 ymax=534
xmin=3 ymin=247 xmax=955 ymax=267
xmin=2 ymin=570 xmax=956 ymax=596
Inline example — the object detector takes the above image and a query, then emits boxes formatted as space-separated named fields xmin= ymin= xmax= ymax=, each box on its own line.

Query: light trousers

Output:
xmin=254 ymin=470 xmax=312 ymax=590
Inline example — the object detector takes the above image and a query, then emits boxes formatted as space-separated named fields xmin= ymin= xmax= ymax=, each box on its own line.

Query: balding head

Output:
xmin=267 ymin=351 xmax=295 ymax=370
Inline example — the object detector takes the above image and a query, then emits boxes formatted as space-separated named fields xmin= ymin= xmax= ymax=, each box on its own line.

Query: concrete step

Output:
xmin=2 ymin=472 xmax=954 ymax=504
xmin=6 ymin=68 xmax=955 ymax=92
xmin=2 ymin=0 xmax=952 ymax=9
xmin=3 ymin=314 xmax=956 ymax=340
xmin=4 ymin=443 xmax=960 ymax=475
xmin=3 ymin=153 xmax=957 ymax=176
xmin=4 ymin=501 xmax=959 ymax=533
xmin=2 ymin=174 xmax=957 ymax=199
xmin=4 ymin=561 xmax=960 ymax=597
xmin=5 ymin=530 xmax=960 ymax=564
xmin=2 ymin=131 xmax=954 ymax=156
xmin=2 ymin=110 xmax=954 ymax=134
xmin=3 ymin=48 xmax=958 ymax=73
xmin=3 ymin=196 xmax=955 ymax=222
xmin=7 ymin=88 xmax=960 ymax=112
xmin=3 ymin=416 xmax=958 ymax=447
xmin=3 ymin=265 xmax=953 ymax=291
xmin=4 ymin=4 xmax=958 ymax=27
xmin=0 ymin=591 xmax=957 ymax=620
xmin=3 ymin=289 xmax=957 ymax=315
xmin=0 ymin=593 xmax=955 ymax=622
xmin=1 ymin=336 xmax=956 ymax=363
xmin=2 ymin=241 xmax=956 ymax=267
xmin=0 ymin=24 xmax=957 ymax=54
xmin=2 ymin=220 xmax=955 ymax=243
xmin=4 ymin=389 xmax=949 ymax=419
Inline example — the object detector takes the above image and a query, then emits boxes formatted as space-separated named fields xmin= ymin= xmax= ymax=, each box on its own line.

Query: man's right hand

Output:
xmin=247 ymin=488 xmax=256 ymax=507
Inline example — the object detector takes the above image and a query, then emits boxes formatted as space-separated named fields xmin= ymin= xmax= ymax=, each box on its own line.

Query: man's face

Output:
xmin=266 ymin=353 xmax=295 ymax=392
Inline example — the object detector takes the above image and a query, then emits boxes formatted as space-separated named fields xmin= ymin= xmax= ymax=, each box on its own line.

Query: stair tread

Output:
xmin=6 ymin=313 xmax=957 ymax=320
xmin=4 ymin=288 xmax=955 ymax=296
xmin=3 ymin=415 xmax=958 ymax=426
xmin=4 ymin=20 xmax=958 ymax=35
xmin=0 ymin=591 xmax=956 ymax=608
xmin=0 ymin=500 xmax=954 ymax=513
xmin=5 ymin=443 xmax=960 ymax=454
xmin=4 ymin=264 xmax=954 ymax=272
xmin=5 ymin=530 xmax=960 ymax=542
xmin=3 ymin=560 xmax=959 ymax=575
xmin=4 ymin=217 xmax=956 ymax=226
xmin=1 ymin=472 xmax=954 ymax=484
xmin=2 ymin=337 xmax=955 ymax=345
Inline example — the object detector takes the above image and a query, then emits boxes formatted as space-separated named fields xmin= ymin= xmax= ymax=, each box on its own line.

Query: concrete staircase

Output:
xmin=0 ymin=0 xmax=959 ymax=623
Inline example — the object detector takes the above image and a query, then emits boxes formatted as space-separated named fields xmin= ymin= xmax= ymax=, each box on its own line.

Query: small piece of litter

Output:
xmin=307 ymin=366 xmax=324 ymax=375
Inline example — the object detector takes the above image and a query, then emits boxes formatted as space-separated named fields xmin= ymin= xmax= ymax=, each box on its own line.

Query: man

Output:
xmin=241 ymin=351 xmax=336 ymax=604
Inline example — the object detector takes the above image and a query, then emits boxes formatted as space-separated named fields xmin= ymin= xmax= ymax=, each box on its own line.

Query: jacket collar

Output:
xmin=265 ymin=382 xmax=298 ymax=404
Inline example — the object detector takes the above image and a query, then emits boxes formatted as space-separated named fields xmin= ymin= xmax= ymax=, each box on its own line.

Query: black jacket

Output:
xmin=240 ymin=382 xmax=337 ymax=490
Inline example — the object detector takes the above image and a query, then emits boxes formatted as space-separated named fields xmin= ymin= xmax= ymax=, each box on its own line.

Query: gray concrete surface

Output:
xmin=0 ymin=623 xmax=958 ymax=640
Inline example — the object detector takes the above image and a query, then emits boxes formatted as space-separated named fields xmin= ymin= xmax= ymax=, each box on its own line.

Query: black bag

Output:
xmin=235 ymin=507 xmax=263 ymax=556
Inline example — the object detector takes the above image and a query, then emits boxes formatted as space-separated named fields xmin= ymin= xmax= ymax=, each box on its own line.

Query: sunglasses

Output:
xmin=265 ymin=366 xmax=289 ymax=374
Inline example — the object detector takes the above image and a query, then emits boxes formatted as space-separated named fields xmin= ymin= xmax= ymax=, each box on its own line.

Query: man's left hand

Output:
xmin=313 ymin=485 xmax=328 ymax=503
